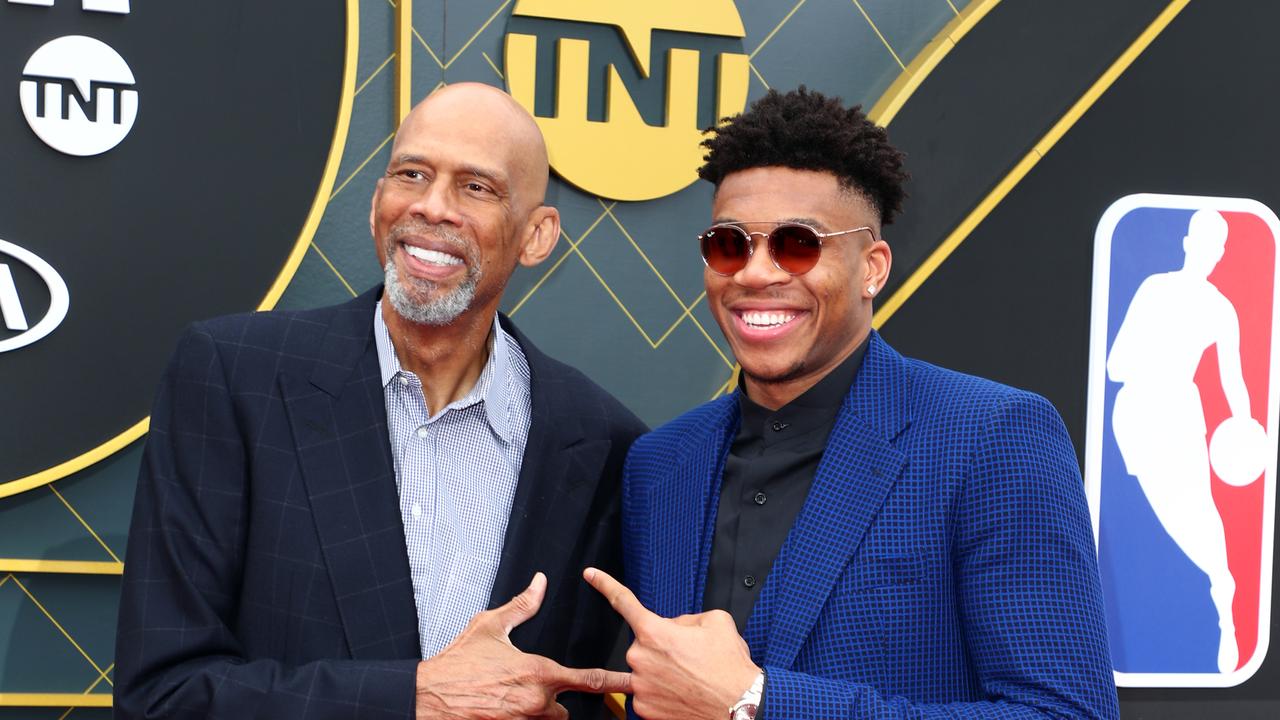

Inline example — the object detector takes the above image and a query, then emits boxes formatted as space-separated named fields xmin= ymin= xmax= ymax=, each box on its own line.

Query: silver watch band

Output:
xmin=728 ymin=671 xmax=765 ymax=720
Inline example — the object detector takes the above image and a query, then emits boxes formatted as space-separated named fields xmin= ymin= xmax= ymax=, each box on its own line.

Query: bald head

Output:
xmin=392 ymin=83 xmax=550 ymax=213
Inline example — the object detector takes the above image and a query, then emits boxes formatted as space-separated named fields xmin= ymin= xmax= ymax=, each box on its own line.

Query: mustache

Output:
xmin=722 ymin=288 xmax=804 ymax=303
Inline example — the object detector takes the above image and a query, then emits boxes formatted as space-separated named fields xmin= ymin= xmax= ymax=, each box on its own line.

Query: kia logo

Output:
xmin=0 ymin=237 xmax=69 ymax=353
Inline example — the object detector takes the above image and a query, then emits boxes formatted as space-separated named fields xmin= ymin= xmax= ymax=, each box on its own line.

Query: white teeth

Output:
xmin=404 ymin=245 xmax=463 ymax=266
xmin=742 ymin=310 xmax=797 ymax=328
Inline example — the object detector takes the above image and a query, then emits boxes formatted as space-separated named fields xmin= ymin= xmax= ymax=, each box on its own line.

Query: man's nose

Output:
xmin=733 ymin=234 xmax=790 ymax=288
xmin=408 ymin=180 xmax=463 ymax=226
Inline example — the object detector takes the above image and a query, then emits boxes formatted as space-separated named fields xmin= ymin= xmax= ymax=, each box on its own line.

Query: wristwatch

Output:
xmin=729 ymin=671 xmax=765 ymax=720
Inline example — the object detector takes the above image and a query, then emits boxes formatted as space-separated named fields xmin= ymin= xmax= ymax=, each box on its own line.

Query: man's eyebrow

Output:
xmin=387 ymin=156 xmax=508 ymax=189
xmin=711 ymin=216 xmax=827 ymax=228
xmin=785 ymin=216 xmax=826 ymax=229
xmin=460 ymin=164 xmax=507 ymax=188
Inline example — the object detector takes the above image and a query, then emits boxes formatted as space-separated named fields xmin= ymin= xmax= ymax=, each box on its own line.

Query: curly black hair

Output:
xmin=698 ymin=87 xmax=909 ymax=225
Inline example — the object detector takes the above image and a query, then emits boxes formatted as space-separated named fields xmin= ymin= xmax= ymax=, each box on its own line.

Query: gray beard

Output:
xmin=384 ymin=257 xmax=477 ymax=326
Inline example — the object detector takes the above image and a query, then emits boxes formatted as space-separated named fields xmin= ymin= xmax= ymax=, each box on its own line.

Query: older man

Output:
xmin=116 ymin=83 xmax=644 ymax=720
xmin=587 ymin=88 xmax=1119 ymax=719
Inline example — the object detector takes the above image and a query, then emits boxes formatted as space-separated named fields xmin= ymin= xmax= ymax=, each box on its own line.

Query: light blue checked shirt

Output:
xmin=374 ymin=303 xmax=531 ymax=658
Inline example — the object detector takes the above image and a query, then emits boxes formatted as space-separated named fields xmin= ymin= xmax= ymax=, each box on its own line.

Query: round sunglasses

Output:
xmin=698 ymin=222 xmax=875 ymax=276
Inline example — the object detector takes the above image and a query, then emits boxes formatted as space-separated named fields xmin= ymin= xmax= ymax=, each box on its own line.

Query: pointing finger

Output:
xmin=494 ymin=572 xmax=548 ymax=635
xmin=583 ymin=567 xmax=657 ymax=634
xmin=544 ymin=661 xmax=634 ymax=695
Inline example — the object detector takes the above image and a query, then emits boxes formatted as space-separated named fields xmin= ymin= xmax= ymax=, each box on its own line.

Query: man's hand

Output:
xmin=584 ymin=568 xmax=761 ymax=720
xmin=416 ymin=572 xmax=632 ymax=720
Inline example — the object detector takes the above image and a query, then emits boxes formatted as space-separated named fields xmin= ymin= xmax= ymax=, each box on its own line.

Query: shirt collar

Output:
xmin=374 ymin=301 xmax=513 ymax=442
xmin=736 ymin=334 xmax=869 ymax=440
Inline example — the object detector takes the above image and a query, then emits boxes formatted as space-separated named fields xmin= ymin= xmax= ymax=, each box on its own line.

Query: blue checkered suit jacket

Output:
xmin=115 ymin=287 xmax=646 ymax=720
xmin=622 ymin=332 xmax=1118 ymax=718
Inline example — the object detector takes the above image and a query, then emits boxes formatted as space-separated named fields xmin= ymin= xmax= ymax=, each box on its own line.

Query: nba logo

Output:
xmin=1085 ymin=193 xmax=1280 ymax=687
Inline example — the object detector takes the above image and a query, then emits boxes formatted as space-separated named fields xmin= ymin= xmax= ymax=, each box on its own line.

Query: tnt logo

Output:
xmin=0 ymin=237 xmax=69 ymax=353
xmin=11 ymin=0 xmax=137 ymax=156
xmin=502 ymin=0 xmax=749 ymax=201
xmin=1085 ymin=193 xmax=1280 ymax=687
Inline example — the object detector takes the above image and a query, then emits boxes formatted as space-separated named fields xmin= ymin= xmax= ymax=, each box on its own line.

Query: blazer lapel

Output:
xmin=757 ymin=333 xmax=911 ymax=668
xmin=650 ymin=398 xmax=739 ymax=619
xmin=281 ymin=288 xmax=420 ymax=660
xmin=488 ymin=318 xmax=613 ymax=649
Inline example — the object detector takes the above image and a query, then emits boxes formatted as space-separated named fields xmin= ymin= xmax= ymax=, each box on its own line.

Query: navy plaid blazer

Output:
xmin=622 ymin=332 xmax=1119 ymax=718
xmin=115 ymin=287 xmax=646 ymax=720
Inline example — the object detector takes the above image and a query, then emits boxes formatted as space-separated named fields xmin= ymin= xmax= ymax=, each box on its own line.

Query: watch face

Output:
xmin=731 ymin=704 xmax=758 ymax=720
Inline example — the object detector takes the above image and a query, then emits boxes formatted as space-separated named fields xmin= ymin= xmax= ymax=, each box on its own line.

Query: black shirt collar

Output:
xmin=736 ymin=335 xmax=870 ymax=444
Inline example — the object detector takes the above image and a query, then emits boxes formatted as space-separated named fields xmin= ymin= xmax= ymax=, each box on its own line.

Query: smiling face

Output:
xmin=370 ymin=83 xmax=558 ymax=326
xmin=707 ymin=166 xmax=891 ymax=407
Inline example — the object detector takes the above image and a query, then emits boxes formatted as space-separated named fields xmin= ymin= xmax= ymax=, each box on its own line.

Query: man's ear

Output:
xmin=369 ymin=179 xmax=388 ymax=265
xmin=865 ymin=236 xmax=892 ymax=296
xmin=518 ymin=206 xmax=561 ymax=267
xmin=369 ymin=178 xmax=383 ymax=239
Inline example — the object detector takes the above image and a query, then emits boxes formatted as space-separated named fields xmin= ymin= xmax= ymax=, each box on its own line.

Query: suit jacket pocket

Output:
xmin=846 ymin=551 xmax=925 ymax=592
xmin=794 ymin=552 xmax=925 ymax=684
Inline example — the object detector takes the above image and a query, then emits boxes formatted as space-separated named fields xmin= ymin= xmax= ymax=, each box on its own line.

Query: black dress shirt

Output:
xmin=703 ymin=339 xmax=869 ymax=632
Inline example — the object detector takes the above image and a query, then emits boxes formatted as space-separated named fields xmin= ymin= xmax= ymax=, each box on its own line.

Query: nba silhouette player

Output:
xmin=1107 ymin=208 xmax=1252 ymax=673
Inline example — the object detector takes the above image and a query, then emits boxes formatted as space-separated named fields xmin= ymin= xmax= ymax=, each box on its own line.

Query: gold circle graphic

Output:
xmin=503 ymin=0 xmax=750 ymax=201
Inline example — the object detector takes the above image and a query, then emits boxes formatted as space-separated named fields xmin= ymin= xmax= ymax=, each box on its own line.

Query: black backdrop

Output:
xmin=0 ymin=1 xmax=344 ymax=482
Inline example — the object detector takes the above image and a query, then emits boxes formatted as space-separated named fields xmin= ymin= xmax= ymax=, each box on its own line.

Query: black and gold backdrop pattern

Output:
xmin=1 ymin=0 xmax=1277 ymax=717
xmin=0 ymin=1 xmax=966 ymax=713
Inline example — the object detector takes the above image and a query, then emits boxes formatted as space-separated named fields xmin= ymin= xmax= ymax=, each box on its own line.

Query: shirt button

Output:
xmin=398 ymin=375 xmax=410 ymax=386
xmin=743 ymin=575 xmax=757 ymax=588
xmin=416 ymin=426 xmax=428 ymax=438
xmin=754 ymin=492 xmax=767 ymax=505
xmin=771 ymin=421 xmax=787 ymax=432
xmin=411 ymin=503 xmax=422 ymax=518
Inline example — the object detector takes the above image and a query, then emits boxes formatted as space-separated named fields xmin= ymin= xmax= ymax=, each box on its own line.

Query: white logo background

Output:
xmin=0 ymin=237 xmax=70 ymax=352
xmin=19 ymin=34 xmax=138 ymax=156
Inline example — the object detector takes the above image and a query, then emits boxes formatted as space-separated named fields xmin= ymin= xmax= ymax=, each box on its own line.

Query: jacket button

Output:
xmin=743 ymin=575 xmax=757 ymax=588
xmin=754 ymin=492 xmax=767 ymax=505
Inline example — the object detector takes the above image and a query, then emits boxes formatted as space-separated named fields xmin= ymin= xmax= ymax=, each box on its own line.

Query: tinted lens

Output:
xmin=769 ymin=224 xmax=823 ymax=274
xmin=700 ymin=226 xmax=750 ymax=275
